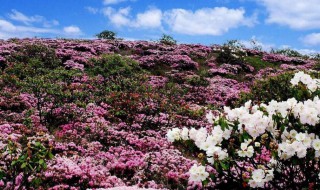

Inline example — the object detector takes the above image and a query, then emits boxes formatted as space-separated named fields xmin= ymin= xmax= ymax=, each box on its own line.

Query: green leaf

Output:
xmin=0 ymin=170 xmax=5 ymax=179
xmin=21 ymin=162 xmax=27 ymax=169
xmin=202 ymin=179 xmax=209 ymax=186
xmin=48 ymin=152 xmax=54 ymax=159
xmin=39 ymin=159 xmax=44 ymax=165
xmin=242 ymin=132 xmax=250 ymax=140
xmin=220 ymin=162 xmax=229 ymax=170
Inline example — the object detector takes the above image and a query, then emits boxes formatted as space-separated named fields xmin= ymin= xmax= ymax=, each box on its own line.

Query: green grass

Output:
xmin=244 ymin=56 xmax=279 ymax=71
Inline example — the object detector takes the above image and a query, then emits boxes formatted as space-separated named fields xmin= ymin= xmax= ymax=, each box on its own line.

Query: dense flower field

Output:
xmin=0 ymin=38 xmax=319 ymax=189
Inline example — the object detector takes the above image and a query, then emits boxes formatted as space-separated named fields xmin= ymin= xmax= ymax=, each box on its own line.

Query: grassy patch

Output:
xmin=244 ymin=56 xmax=278 ymax=71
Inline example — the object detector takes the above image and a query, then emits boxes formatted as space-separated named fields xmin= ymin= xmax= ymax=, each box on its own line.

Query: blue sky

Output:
xmin=1 ymin=0 xmax=320 ymax=54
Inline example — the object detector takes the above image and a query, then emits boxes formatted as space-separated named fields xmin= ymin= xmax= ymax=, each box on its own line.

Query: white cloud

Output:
xmin=86 ymin=7 xmax=99 ymax=14
xmin=134 ymin=8 xmax=162 ymax=28
xmin=0 ymin=19 xmax=58 ymax=39
xmin=103 ymin=7 xmax=162 ymax=29
xmin=8 ymin=9 xmax=59 ymax=28
xmin=301 ymin=33 xmax=320 ymax=46
xmin=103 ymin=7 xmax=131 ymax=27
xmin=63 ymin=25 xmax=82 ymax=35
xmin=0 ymin=10 xmax=83 ymax=39
xmin=240 ymin=38 xmax=275 ymax=51
xmin=258 ymin=0 xmax=320 ymax=29
xmin=0 ymin=19 xmax=17 ymax=32
xmin=103 ymin=6 xmax=255 ymax=34
xmin=43 ymin=20 xmax=59 ymax=28
xmin=164 ymin=7 xmax=256 ymax=35
xmin=296 ymin=48 xmax=319 ymax=55
xmin=8 ymin=9 xmax=43 ymax=25
xmin=103 ymin=0 xmax=127 ymax=5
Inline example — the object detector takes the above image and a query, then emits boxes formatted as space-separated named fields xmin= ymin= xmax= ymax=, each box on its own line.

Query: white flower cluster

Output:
xmin=237 ymin=139 xmax=254 ymax=157
xmin=167 ymin=126 xmax=230 ymax=165
xmin=278 ymin=129 xmax=320 ymax=159
xmin=224 ymin=101 xmax=274 ymax=139
xmin=290 ymin=71 xmax=320 ymax=92
xmin=263 ymin=97 xmax=320 ymax=126
xmin=224 ymin=96 xmax=320 ymax=137
xmin=166 ymin=72 xmax=320 ymax=187
xmin=166 ymin=127 xmax=190 ymax=142
xmin=248 ymin=168 xmax=274 ymax=188
xmin=189 ymin=164 xmax=209 ymax=182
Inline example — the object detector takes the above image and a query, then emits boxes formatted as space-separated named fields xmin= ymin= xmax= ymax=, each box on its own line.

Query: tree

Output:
xmin=159 ymin=34 xmax=177 ymax=45
xmin=96 ymin=30 xmax=117 ymax=40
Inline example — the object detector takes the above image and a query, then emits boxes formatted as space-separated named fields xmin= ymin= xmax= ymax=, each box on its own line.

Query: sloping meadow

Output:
xmin=0 ymin=38 xmax=319 ymax=189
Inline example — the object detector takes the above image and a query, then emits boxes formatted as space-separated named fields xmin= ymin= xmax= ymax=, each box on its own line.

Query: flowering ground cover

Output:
xmin=0 ymin=38 xmax=319 ymax=189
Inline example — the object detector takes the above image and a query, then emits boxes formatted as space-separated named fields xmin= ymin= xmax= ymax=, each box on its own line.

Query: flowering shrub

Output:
xmin=0 ymin=126 xmax=54 ymax=189
xmin=235 ymin=71 xmax=320 ymax=107
xmin=1 ymin=38 xmax=320 ymax=189
xmin=167 ymin=72 xmax=320 ymax=189
xmin=216 ymin=40 xmax=247 ymax=66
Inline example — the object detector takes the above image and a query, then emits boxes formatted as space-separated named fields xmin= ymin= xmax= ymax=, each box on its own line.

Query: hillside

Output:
xmin=0 ymin=38 xmax=319 ymax=189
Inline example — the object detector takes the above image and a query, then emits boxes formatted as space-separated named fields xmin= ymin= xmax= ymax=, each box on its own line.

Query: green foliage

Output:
xmin=244 ymin=56 xmax=278 ymax=71
xmin=17 ymin=66 xmax=84 ymax=129
xmin=216 ymin=40 xmax=246 ymax=65
xmin=87 ymin=54 xmax=142 ymax=78
xmin=8 ymin=44 xmax=61 ymax=69
xmin=159 ymin=34 xmax=177 ymax=45
xmin=186 ymin=75 xmax=209 ymax=87
xmin=2 ymin=139 xmax=53 ymax=189
xmin=234 ymin=72 xmax=320 ymax=107
xmin=95 ymin=30 xmax=117 ymax=40
xmin=5 ymin=44 xmax=61 ymax=80
xmin=271 ymin=48 xmax=306 ymax=58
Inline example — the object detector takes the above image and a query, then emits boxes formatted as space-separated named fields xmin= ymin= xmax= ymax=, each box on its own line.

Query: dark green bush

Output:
xmin=233 ymin=72 xmax=320 ymax=108
xmin=216 ymin=40 xmax=246 ymax=65
xmin=96 ymin=30 xmax=117 ymax=40
xmin=159 ymin=34 xmax=177 ymax=45
xmin=9 ymin=44 xmax=61 ymax=69
xmin=186 ymin=75 xmax=209 ymax=87
xmin=87 ymin=54 xmax=142 ymax=78
xmin=5 ymin=44 xmax=61 ymax=79
xmin=271 ymin=48 xmax=305 ymax=58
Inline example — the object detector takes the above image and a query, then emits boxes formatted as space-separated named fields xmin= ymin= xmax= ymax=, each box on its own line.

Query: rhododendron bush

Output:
xmin=167 ymin=72 xmax=320 ymax=189
xmin=0 ymin=38 xmax=319 ymax=189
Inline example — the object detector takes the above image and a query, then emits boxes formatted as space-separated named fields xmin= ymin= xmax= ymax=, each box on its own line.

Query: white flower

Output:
xmin=189 ymin=128 xmax=198 ymax=141
xmin=222 ymin=128 xmax=232 ymax=140
xmin=246 ymin=146 xmax=254 ymax=157
xmin=207 ymin=157 xmax=214 ymax=164
xmin=206 ymin=146 xmax=228 ymax=160
xmin=244 ymin=100 xmax=252 ymax=110
xmin=289 ymin=130 xmax=298 ymax=138
xmin=199 ymin=140 xmax=211 ymax=151
xmin=308 ymin=82 xmax=318 ymax=92
xmin=296 ymin=147 xmax=307 ymax=158
xmin=287 ymin=98 xmax=298 ymax=108
xmin=265 ymin=169 xmax=274 ymax=181
xmin=189 ymin=164 xmax=209 ymax=182
xmin=206 ymin=111 xmax=214 ymax=124
xmin=313 ymin=139 xmax=320 ymax=151
xmin=251 ymin=169 xmax=265 ymax=183
xmin=181 ymin=127 xmax=189 ymax=140
xmin=290 ymin=77 xmax=299 ymax=85
xmin=255 ymin=142 xmax=261 ymax=147
xmin=166 ymin=128 xmax=181 ymax=142
xmin=268 ymin=157 xmax=278 ymax=167
xmin=295 ymin=133 xmax=306 ymax=142
xmin=238 ymin=140 xmax=254 ymax=157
